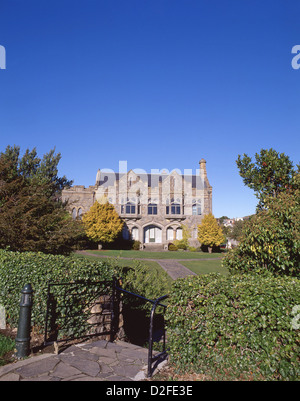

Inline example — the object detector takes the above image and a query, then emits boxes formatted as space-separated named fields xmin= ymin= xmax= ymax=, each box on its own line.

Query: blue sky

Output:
xmin=0 ymin=0 xmax=299 ymax=218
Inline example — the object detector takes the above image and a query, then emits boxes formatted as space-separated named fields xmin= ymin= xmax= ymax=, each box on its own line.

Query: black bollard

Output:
xmin=15 ymin=284 xmax=33 ymax=359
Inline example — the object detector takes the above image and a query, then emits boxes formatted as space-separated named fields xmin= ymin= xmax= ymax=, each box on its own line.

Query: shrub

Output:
xmin=187 ymin=247 xmax=197 ymax=252
xmin=0 ymin=249 xmax=117 ymax=333
xmin=165 ymin=273 xmax=300 ymax=380
xmin=174 ymin=240 xmax=187 ymax=250
xmin=132 ymin=240 xmax=141 ymax=250
xmin=168 ymin=243 xmax=178 ymax=251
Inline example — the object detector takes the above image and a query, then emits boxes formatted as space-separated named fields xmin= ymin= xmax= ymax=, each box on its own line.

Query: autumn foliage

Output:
xmin=197 ymin=213 xmax=225 ymax=252
xmin=82 ymin=200 xmax=123 ymax=245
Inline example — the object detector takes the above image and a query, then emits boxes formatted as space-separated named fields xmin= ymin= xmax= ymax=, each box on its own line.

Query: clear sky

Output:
xmin=0 ymin=0 xmax=299 ymax=218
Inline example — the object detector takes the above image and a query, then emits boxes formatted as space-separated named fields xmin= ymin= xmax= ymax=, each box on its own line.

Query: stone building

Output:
xmin=62 ymin=159 xmax=212 ymax=249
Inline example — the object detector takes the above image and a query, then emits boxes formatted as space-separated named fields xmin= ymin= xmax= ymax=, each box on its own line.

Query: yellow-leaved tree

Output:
xmin=198 ymin=213 xmax=225 ymax=253
xmin=82 ymin=199 xmax=123 ymax=248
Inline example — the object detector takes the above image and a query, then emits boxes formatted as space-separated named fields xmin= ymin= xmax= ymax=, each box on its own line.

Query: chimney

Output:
xmin=95 ymin=169 xmax=101 ymax=187
xmin=199 ymin=158 xmax=207 ymax=179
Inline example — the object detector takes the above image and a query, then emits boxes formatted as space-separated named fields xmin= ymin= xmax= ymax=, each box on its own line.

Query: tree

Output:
xmin=1 ymin=145 xmax=72 ymax=196
xmin=198 ymin=213 xmax=225 ymax=253
xmin=0 ymin=146 xmax=82 ymax=254
xmin=236 ymin=148 xmax=299 ymax=209
xmin=223 ymin=173 xmax=300 ymax=277
xmin=82 ymin=200 xmax=124 ymax=247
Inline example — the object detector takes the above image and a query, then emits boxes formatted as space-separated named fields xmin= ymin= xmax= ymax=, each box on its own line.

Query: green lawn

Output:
xmin=83 ymin=249 xmax=224 ymax=260
xmin=180 ymin=259 xmax=228 ymax=276
xmin=74 ymin=253 xmax=174 ymax=288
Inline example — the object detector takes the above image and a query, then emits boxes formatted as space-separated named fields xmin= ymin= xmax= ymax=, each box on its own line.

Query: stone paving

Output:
xmin=0 ymin=340 xmax=167 ymax=381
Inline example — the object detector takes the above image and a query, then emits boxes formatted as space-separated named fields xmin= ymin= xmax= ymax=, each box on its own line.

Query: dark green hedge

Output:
xmin=0 ymin=250 xmax=117 ymax=334
xmin=165 ymin=273 xmax=300 ymax=380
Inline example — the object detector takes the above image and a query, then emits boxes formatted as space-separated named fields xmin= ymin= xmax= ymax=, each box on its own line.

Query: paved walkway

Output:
xmin=0 ymin=340 xmax=167 ymax=381
xmin=155 ymin=259 xmax=197 ymax=280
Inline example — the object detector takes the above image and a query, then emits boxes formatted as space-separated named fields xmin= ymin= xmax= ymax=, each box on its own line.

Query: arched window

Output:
xmin=122 ymin=226 xmax=130 ymax=240
xmin=176 ymin=228 xmax=183 ymax=240
xmin=144 ymin=225 xmax=162 ymax=244
xmin=131 ymin=227 xmax=139 ymax=241
xmin=167 ymin=227 xmax=174 ymax=241
xmin=78 ymin=208 xmax=83 ymax=219
xmin=72 ymin=208 xmax=77 ymax=219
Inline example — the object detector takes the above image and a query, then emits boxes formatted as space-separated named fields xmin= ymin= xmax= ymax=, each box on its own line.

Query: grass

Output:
xmin=180 ymin=259 xmax=228 ymax=276
xmin=0 ymin=333 xmax=15 ymax=366
xmin=83 ymin=249 xmax=224 ymax=260
xmin=73 ymin=252 xmax=174 ymax=288
xmin=75 ymin=250 xmax=226 ymax=280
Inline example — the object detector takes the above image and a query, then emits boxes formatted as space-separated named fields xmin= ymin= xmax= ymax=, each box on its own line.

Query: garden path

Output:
xmin=0 ymin=339 xmax=167 ymax=381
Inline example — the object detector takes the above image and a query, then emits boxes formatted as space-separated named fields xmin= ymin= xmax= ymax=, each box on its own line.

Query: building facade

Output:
xmin=62 ymin=159 xmax=212 ymax=249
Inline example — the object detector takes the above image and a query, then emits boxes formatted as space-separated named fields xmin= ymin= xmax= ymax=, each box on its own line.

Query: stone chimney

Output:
xmin=199 ymin=158 xmax=207 ymax=179
xmin=95 ymin=169 xmax=101 ymax=187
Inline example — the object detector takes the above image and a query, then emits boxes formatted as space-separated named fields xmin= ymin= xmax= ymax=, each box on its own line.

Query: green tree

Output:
xmin=198 ymin=213 xmax=225 ymax=253
xmin=0 ymin=146 xmax=82 ymax=254
xmin=223 ymin=173 xmax=300 ymax=277
xmin=236 ymin=148 xmax=299 ymax=209
xmin=1 ymin=145 xmax=72 ymax=196
xmin=231 ymin=219 xmax=245 ymax=241
xmin=82 ymin=199 xmax=124 ymax=247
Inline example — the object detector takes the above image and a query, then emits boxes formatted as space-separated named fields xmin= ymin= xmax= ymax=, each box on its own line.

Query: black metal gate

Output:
xmin=44 ymin=277 xmax=168 ymax=377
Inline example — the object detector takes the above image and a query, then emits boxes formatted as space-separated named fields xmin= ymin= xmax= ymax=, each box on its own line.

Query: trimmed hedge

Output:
xmin=0 ymin=250 xmax=118 ymax=334
xmin=165 ymin=273 xmax=300 ymax=380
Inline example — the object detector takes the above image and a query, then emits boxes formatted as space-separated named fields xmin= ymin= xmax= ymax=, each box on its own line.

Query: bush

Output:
xmin=174 ymin=240 xmax=187 ymax=250
xmin=132 ymin=240 xmax=141 ymax=250
xmin=0 ymin=250 xmax=117 ymax=334
xmin=222 ymin=186 xmax=300 ymax=278
xmin=165 ymin=273 xmax=300 ymax=380
xmin=187 ymin=247 xmax=197 ymax=252
xmin=168 ymin=243 xmax=178 ymax=251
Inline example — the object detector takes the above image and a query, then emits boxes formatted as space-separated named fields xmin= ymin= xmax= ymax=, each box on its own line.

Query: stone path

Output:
xmin=0 ymin=340 xmax=167 ymax=381
xmin=155 ymin=260 xmax=197 ymax=280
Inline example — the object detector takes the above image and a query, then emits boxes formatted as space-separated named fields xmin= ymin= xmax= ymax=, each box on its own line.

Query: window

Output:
xmin=166 ymin=203 xmax=181 ymax=215
xmin=122 ymin=226 xmax=130 ymax=240
xmin=121 ymin=203 xmax=136 ymax=214
xmin=176 ymin=228 xmax=183 ymax=240
xmin=192 ymin=202 xmax=201 ymax=215
xmin=72 ymin=208 xmax=77 ymax=219
xmin=148 ymin=203 xmax=157 ymax=215
xmin=167 ymin=228 xmax=174 ymax=241
xmin=78 ymin=208 xmax=83 ymax=219
xmin=131 ymin=227 xmax=139 ymax=241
